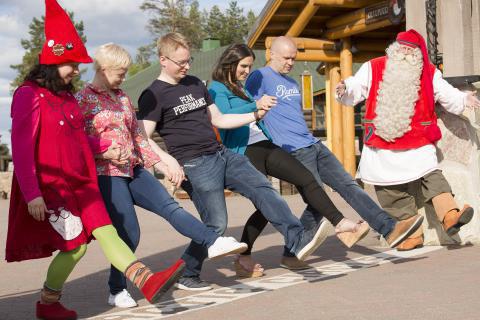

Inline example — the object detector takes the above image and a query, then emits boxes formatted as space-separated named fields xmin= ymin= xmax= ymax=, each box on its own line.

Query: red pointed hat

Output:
xmin=396 ymin=29 xmax=434 ymax=110
xmin=39 ymin=0 xmax=92 ymax=64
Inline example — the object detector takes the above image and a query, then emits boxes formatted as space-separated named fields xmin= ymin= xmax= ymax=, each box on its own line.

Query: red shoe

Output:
xmin=36 ymin=301 xmax=77 ymax=320
xmin=141 ymin=259 xmax=185 ymax=304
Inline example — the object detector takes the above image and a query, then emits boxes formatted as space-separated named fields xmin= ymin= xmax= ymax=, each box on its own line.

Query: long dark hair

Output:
xmin=24 ymin=64 xmax=74 ymax=94
xmin=212 ymin=44 xmax=255 ymax=101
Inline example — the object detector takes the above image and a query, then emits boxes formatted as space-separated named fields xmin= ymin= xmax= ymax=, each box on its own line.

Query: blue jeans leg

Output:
xmin=98 ymin=175 xmax=140 ymax=295
xmin=128 ymin=166 xmax=218 ymax=247
xmin=180 ymin=153 xmax=229 ymax=277
xmin=222 ymin=149 xmax=305 ymax=254
xmin=282 ymin=207 xmax=322 ymax=256
xmin=292 ymin=142 xmax=395 ymax=238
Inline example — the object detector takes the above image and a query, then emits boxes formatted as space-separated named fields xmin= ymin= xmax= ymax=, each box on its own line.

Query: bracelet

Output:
xmin=253 ymin=110 xmax=260 ymax=121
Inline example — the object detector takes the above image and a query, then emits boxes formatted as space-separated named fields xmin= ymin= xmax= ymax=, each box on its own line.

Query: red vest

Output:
xmin=363 ymin=56 xmax=440 ymax=150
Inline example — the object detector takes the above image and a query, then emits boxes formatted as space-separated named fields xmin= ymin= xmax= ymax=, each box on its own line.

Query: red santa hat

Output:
xmin=396 ymin=29 xmax=434 ymax=111
xmin=39 ymin=0 xmax=92 ymax=64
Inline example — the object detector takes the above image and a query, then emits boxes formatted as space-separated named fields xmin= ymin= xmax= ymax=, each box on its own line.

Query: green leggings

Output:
xmin=45 ymin=225 xmax=136 ymax=290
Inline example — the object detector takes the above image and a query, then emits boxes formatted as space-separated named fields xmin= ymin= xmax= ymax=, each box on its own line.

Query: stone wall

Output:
xmin=422 ymin=104 xmax=480 ymax=245
xmin=404 ymin=0 xmax=480 ymax=245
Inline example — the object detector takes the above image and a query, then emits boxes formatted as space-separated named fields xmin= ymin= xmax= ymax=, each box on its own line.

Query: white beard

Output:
xmin=373 ymin=42 xmax=423 ymax=142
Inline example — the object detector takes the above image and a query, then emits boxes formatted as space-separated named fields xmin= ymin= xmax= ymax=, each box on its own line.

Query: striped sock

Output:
xmin=125 ymin=261 xmax=153 ymax=290
xmin=40 ymin=284 xmax=62 ymax=304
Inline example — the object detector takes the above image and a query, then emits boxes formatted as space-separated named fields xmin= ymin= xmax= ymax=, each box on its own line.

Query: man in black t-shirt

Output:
xmin=138 ymin=33 xmax=330 ymax=291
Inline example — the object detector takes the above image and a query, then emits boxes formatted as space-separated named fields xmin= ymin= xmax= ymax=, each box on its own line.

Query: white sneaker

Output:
xmin=207 ymin=236 xmax=248 ymax=259
xmin=108 ymin=289 xmax=137 ymax=308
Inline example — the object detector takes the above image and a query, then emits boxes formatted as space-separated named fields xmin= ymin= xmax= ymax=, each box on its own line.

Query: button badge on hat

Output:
xmin=52 ymin=43 xmax=65 ymax=56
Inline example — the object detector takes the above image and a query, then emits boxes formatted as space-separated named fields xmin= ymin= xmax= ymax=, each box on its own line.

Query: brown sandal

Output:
xmin=233 ymin=256 xmax=264 ymax=278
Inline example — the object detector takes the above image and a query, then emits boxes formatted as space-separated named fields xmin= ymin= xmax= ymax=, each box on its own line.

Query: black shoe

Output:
xmin=294 ymin=219 xmax=332 ymax=261
xmin=175 ymin=276 xmax=212 ymax=291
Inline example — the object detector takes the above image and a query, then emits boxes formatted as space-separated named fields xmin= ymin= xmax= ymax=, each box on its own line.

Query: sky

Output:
xmin=0 ymin=0 xmax=268 ymax=149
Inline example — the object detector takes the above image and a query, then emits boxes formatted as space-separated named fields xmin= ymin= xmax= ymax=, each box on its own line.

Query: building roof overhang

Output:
xmin=247 ymin=0 xmax=406 ymax=58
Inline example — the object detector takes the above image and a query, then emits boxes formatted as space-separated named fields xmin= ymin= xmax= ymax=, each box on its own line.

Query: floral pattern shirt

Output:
xmin=76 ymin=84 xmax=161 ymax=177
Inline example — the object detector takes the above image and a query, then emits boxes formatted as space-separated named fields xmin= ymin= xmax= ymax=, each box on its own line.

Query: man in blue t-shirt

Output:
xmin=245 ymin=36 xmax=424 ymax=249
xmin=138 ymin=32 xmax=330 ymax=291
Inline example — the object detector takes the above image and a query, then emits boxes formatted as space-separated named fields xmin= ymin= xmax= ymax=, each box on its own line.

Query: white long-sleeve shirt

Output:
xmin=338 ymin=61 xmax=468 ymax=185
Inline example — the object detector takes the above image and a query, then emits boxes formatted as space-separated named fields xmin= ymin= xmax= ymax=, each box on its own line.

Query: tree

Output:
xmin=202 ymin=2 xmax=255 ymax=46
xmin=140 ymin=0 xmax=189 ymax=36
xmin=183 ymin=1 xmax=206 ymax=49
xmin=136 ymin=0 xmax=257 ymax=70
xmin=140 ymin=0 xmax=209 ymax=50
xmin=128 ymin=43 xmax=156 ymax=77
xmin=203 ymin=5 xmax=224 ymax=41
xmin=10 ymin=12 xmax=87 ymax=91
xmin=222 ymin=1 xmax=248 ymax=44
xmin=246 ymin=10 xmax=257 ymax=33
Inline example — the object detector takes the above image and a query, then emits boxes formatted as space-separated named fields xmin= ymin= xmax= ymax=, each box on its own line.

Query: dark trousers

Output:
xmin=180 ymin=147 xmax=305 ymax=277
xmin=241 ymin=140 xmax=344 ymax=256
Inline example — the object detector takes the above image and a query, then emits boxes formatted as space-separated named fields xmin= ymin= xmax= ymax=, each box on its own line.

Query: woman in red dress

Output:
xmin=5 ymin=1 xmax=184 ymax=319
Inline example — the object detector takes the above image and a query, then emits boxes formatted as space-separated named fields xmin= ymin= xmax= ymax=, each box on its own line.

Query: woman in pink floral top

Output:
xmin=78 ymin=77 xmax=159 ymax=177
xmin=76 ymin=43 xmax=247 ymax=308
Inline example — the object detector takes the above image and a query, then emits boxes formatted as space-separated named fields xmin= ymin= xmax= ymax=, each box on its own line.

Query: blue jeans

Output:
xmin=181 ymin=147 xmax=305 ymax=277
xmin=291 ymin=141 xmax=395 ymax=238
xmin=98 ymin=166 xmax=218 ymax=294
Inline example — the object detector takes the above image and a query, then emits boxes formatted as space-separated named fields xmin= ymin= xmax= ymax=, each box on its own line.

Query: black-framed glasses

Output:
xmin=164 ymin=56 xmax=194 ymax=68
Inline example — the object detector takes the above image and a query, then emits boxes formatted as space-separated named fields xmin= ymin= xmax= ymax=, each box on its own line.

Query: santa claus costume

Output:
xmin=338 ymin=29 xmax=475 ymax=251
xmin=5 ymin=1 xmax=185 ymax=319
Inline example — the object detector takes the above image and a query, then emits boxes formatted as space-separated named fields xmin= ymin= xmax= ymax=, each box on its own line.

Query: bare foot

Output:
xmin=335 ymin=218 xmax=362 ymax=234
xmin=235 ymin=255 xmax=264 ymax=273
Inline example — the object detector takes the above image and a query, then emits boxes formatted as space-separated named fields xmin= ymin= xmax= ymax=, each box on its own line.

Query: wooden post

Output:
xmin=286 ymin=1 xmax=320 ymax=37
xmin=324 ymin=64 xmax=333 ymax=150
xmin=340 ymin=37 xmax=355 ymax=176
xmin=329 ymin=64 xmax=343 ymax=164
xmin=294 ymin=50 xmax=380 ymax=62
xmin=325 ymin=18 xmax=392 ymax=40
xmin=313 ymin=0 xmax=378 ymax=8
xmin=325 ymin=6 xmax=366 ymax=28
xmin=295 ymin=50 xmax=341 ymax=62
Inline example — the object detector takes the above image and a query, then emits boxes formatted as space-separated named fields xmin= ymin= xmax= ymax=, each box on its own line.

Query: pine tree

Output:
xmin=203 ymin=2 xmax=254 ymax=46
xmin=183 ymin=1 xmax=206 ymax=49
xmin=222 ymin=1 xmax=248 ymax=45
xmin=203 ymin=5 xmax=225 ymax=41
xmin=9 ymin=12 xmax=87 ymax=91
xmin=128 ymin=43 xmax=156 ymax=77
xmin=140 ymin=0 xmax=209 ymax=50
xmin=140 ymin=0 xmax=189 ymax=36
xmin=246 ymin=10 xmax=257 ymax=33
xmin=134 ymin=0 xmax=257 ymax=75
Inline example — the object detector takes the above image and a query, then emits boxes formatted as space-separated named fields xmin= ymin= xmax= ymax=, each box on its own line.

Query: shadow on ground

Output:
xmin=0 ymin=221 xmax=434 ymax=319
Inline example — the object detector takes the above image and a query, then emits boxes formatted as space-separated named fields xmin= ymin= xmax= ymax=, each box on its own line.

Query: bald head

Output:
xmin=269 ymin=36 xmax=297 ymax=74
xmin=271 ymin=36 xmax=297 ymax=53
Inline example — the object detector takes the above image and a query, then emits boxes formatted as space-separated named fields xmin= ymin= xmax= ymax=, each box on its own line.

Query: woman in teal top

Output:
xmin=209 ymin=44 xmax=369 ymax=278
xmin=208 ymin=78 xmax=272 ymax=155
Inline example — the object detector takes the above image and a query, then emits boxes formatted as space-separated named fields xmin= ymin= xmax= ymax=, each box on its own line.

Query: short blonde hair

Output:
xmin=93 ymin=43 xmax=132 ymax=71
xmin=157 ymin=32 xmax=190 ymax=57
